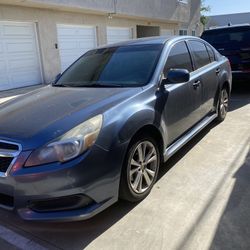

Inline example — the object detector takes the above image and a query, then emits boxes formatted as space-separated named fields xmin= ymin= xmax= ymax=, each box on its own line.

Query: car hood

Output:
xmin=0 ymin=85 xmax=141 ymax=150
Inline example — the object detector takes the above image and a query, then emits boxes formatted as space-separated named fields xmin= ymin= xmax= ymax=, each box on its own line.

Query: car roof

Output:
xmin=97 ymin=35 xmax=180 ymax=49
xmin=96 ymin=35 xmax=206 ymax=49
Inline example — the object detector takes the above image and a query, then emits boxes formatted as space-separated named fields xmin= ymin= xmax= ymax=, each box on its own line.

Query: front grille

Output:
xmin=0 ymin=140 xmax=21 ymax=175
xmin=0 ymin=157 xmax=13 ymax=173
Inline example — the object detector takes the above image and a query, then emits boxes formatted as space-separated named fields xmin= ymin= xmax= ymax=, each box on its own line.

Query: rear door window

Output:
xmin=188 ymin=40 xmax=211 ymax=69
xmin=164 ymin=41 xmax=193 ymax=74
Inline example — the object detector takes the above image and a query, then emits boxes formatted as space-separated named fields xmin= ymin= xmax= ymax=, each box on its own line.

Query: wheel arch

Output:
xmin=126 ymin=124 xmax=165 ymax=164
xmin=214 ymin=80 xmax=231 ymax=108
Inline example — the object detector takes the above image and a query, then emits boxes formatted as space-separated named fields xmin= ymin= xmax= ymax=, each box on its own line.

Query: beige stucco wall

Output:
xmin=0 ymin=0 xmax=193 ymax=23
xmin=0 ymin=4 xmax=179 ymax=84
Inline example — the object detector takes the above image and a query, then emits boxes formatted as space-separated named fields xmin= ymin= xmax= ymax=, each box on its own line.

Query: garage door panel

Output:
xmin=79 ymin=41 xmax=95 ymax=49
xmin=57 ymin=24 xmax=97 ymax=71
xmin=0 ymin=21 xmax=42 ymax=91
xmin=57 ymin=26 xmax=94 ymax=36
xmin=3 ymin=24 xmax=33 ymax=37
xmin=8 ymin=58 xmax=40 ymax=71
xmin=0 ymin=60 xmax=7 ymax=74
xmin=107 ymin=27 xmax=132 ymax=44
xmin=59 ymin=41 xmax=78 ymax=50
xmin=6 ymin=42 xmax=35 ymax=53
xmin=11 ymin=70 xmax=41 ymax=84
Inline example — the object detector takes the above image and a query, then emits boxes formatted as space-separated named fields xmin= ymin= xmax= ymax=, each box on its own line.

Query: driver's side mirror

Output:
xmin=162 ymin=68 xmax=190 ymax=85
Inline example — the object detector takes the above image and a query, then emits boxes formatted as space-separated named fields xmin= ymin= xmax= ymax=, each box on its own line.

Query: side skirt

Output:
xmin=163 ymin=113 xmax=218 ymax=162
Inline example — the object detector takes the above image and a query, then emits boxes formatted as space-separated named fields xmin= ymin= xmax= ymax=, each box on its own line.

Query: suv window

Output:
xmin=188 ymin=41 xmax=210 ymax=69
xmin=201 ymin=27 xmax=250 ymax=48
xmin=164 ymin=41 xmax=193 ymax=74
xmin=206 ymin=45 xmax=215 ymax=62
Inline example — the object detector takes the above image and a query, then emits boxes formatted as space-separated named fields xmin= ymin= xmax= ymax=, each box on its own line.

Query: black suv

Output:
xmin=201 ymin=24 xmax=250 ymax=82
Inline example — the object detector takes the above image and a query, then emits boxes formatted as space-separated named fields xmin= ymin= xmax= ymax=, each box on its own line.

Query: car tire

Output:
xmin=119 ymin=135 xmax=160 ymax=202
xmin=216 ymin=87 xmax=229 ymax=123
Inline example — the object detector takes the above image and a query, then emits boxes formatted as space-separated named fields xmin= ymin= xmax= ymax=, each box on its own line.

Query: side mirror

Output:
xmin=164 ymin=68 xmax=190 ymax=84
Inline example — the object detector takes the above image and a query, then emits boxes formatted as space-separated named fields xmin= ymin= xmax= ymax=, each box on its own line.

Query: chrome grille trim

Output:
xmin=0 ymin=140 xmax=22 ymax=178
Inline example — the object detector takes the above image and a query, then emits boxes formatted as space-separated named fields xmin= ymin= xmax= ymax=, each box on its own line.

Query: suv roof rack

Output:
xmin=208 ymin=23 xmax=250 ymax=30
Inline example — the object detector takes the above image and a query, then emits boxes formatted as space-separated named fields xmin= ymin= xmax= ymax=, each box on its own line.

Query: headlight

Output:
xmin=25 ymin=115 xmax=103 ymax=167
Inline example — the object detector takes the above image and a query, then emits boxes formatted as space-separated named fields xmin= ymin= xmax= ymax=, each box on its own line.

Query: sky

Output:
xmin=204 ymin=0 xmax=250 ymax=16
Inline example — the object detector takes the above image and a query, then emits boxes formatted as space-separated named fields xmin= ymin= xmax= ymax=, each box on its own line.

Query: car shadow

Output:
xmin=208 ymin=146 xmax=250 ymax=250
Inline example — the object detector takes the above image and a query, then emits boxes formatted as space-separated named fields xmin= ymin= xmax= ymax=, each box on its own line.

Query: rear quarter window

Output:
xmin=206 ymin=45 xmax=216 ymax=62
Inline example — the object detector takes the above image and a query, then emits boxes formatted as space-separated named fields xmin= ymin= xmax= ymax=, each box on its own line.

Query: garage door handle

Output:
xmin=193 ymin=80 xmax=201 ymax=89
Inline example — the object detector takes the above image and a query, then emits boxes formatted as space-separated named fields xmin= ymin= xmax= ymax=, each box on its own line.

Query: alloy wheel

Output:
xmin=220 ymin=88 xmax=229 ymax=118
xmin=129 ymin=141 xmax=158 ymax=194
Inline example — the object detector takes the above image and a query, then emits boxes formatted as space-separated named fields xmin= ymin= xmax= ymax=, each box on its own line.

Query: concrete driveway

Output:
xmin=0 ymin=85 xmax=249 ymax=250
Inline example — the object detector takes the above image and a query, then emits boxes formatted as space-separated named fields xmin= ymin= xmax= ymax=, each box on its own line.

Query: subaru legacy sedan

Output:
xmin=0 ymin=36 xmax=231 ymax=221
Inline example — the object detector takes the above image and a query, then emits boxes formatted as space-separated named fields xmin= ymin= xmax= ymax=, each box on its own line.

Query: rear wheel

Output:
xmin=216 ymin=87 xmax=229 ymax=122
xmin=119 ymin=135 xmax=160 ymax=202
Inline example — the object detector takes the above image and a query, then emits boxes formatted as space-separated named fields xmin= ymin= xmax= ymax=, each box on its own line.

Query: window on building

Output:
xmin=188 ymin=40 xmax=211 ymax=69
xmin=192 ymin=30 xmax=196 ymax=36
xmin=164 ymin=41 xmax=193 ymax=75
xmin=179 ymin=29 xmax=188 ymax=36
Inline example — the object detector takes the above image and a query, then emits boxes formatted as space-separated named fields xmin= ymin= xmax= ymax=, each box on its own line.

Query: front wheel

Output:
xmin=216 ymin=87 xmax=229 ymax=122
xmin=119 ymin=135 xmax=160 ymax=202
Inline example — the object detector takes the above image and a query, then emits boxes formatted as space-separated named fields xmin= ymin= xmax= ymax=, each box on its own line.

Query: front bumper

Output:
xmin=0 ymin=143 xmax=128 ymax=222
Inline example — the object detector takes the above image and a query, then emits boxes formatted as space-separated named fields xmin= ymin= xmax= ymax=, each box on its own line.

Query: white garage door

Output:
xmin=0 ymin=21 xmax=42 ymax=91
xmin=57 ymin=24 xmax=97 ymax=72
xmin=107 ymin=27 xmax=132 ymax=44
xmin=161 ymin=29 xmax=174 ymax=36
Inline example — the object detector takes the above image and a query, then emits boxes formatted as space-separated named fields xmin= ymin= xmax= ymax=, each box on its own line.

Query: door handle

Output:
xmin=216 ymin=68 xmax=221 ymax=74
xmin=193 ymin=80 xmax=201 ymax=89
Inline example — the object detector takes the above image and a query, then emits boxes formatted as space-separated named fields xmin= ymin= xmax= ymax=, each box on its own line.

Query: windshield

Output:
xmin=201 ymin=27 xmax=250 ymax=48
xmin=55 ymin=44 xmax=163 ymax=87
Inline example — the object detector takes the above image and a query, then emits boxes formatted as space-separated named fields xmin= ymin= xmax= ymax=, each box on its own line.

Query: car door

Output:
xmin=161 ymin=41 xmax=203 ymax=145
xmin=187 ymin=40 xmax=219 ymax=116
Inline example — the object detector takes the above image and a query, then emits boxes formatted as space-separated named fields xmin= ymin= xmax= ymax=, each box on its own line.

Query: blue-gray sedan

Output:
xmin=0 ymin=36 xmax=232 ymax=221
